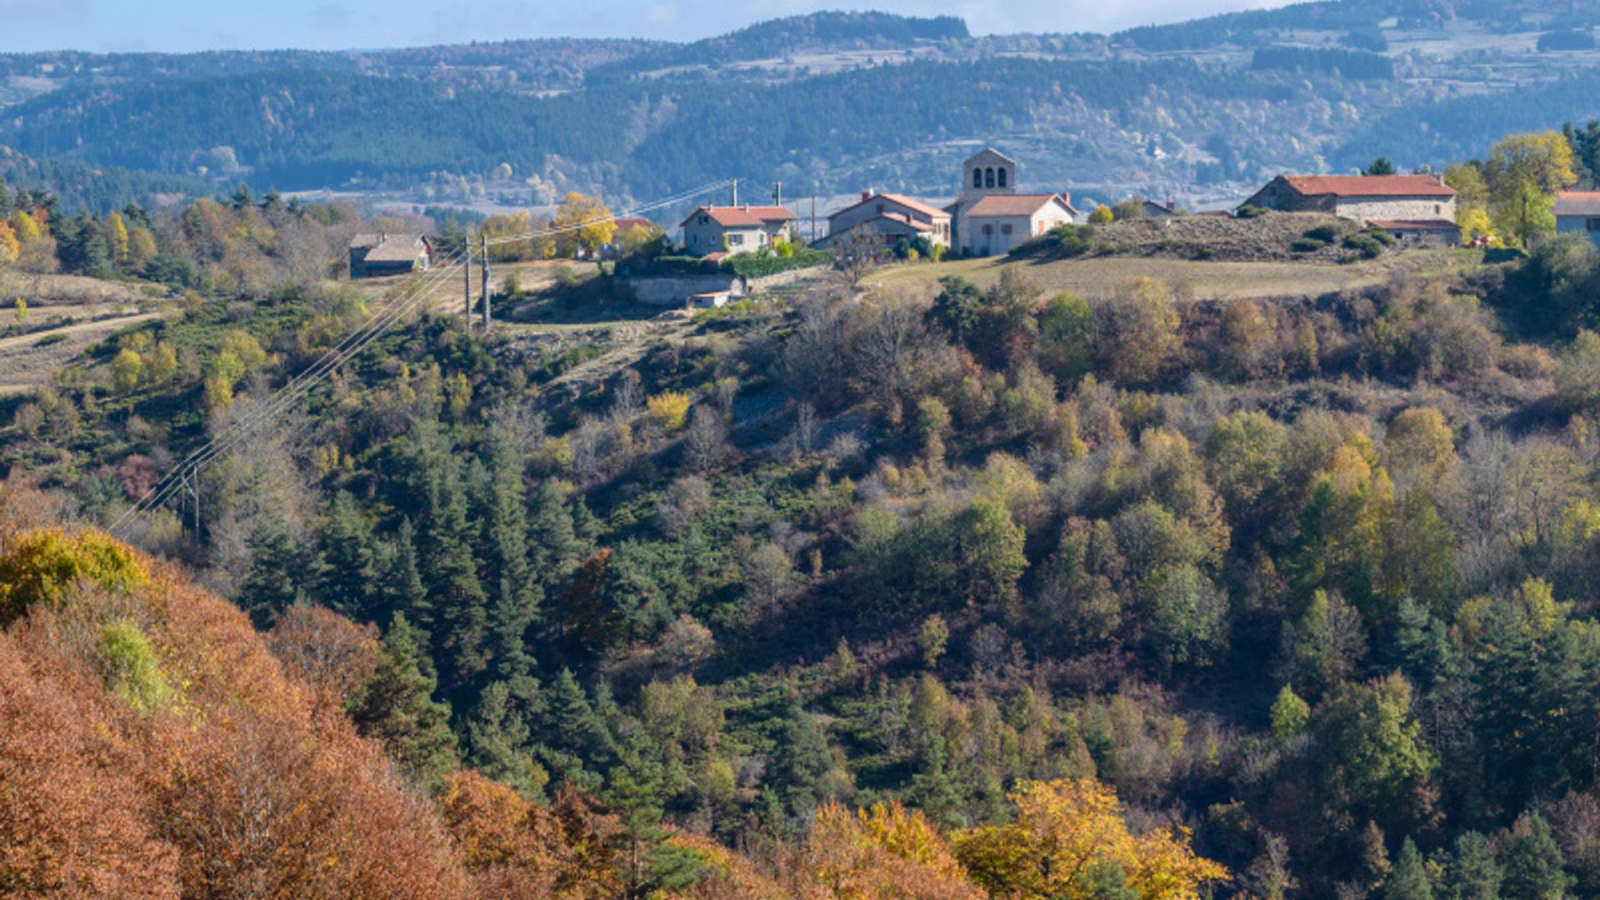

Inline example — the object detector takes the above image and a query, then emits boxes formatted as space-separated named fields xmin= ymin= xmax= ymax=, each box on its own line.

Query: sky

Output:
xmin=0 ymin=0 xmax=1295 ymax=53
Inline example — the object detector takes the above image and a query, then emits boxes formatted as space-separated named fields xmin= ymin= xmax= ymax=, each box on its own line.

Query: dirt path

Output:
xmin=538 ymin=319 xmax=695 ymax=392
xmin=0 ymin=312 xmax=159 ymax=394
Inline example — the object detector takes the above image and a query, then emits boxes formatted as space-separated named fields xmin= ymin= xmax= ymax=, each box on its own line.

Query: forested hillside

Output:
xmin=10 ymin=150 xmax=1600 ymax=895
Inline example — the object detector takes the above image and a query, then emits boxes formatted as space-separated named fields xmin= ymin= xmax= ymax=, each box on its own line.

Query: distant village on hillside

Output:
xmin=349 ymin=146 xmax=1600 ymax=313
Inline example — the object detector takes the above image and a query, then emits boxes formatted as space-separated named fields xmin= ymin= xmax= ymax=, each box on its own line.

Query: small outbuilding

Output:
xmin=349 ymin=233 xmax=431 ymax=279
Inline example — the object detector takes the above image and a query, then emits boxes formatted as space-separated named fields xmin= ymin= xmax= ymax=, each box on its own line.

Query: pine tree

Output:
xmin=1502 ymin=812 xmax=1571 ymax=900
xmin=609 ymin=763 xmax=706 ymax=900
xmin=318 ymin=491 xmax=376 ymax=622
xmin=348 ymin=613 xmax=459 ymax=790
xmin=466 ymin=678 xmax=547 ymax=798
xmin=477 ymin=433 xmax=541 ymax=685
xmin=1393 ymin=594 xmax=1459 ymax=694
xmin=906 ymin=735 xmax=966 ymax=829
xmin=772 ymin=703 xmax=834 ymax=816
xmin=241 ymin=518 xmax=306 ymax=626
xmin=537 ymin=668 xmax=610 ymax=795
xmin=417 ymin=439 xmax=490 ymax=697
xmin=1447 ymin=832 xmax=1501 ymax=900
xmin=529 ymin=479 xmax=583 ymax=591
xmin=1386 ymin=838 xmax=1435 ymax=900
xmin=380 ymin=516 xmax=431 ymax=629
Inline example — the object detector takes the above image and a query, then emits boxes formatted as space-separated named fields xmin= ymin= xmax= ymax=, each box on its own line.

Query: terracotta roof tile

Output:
xmin=680 ymin=206 xmax=765 ymax=228
xmin=1281 ymin=174 xmax=1455 ymax=198
xmin=964 ymin=194 xmax=1069 ymax=217
xmin=1555 ymin=191 xmax=1600 ymax=216
xmin=831 ymin=192 xmax=950 ymax=221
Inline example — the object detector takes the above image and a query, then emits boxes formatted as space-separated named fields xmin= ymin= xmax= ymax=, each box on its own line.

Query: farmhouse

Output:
xmin=827 ymin=191 xmax=951 ymax=247
xmin=1240 ymin=174 xmax=1457 ymax=227
xmin=348 ymin=233 xmax=431 ymax=279
xmin=679 ymin=205 xmax=798 ymax=257
xmin=946 ymin=148 xmax=1080 ymax=256
xmin=1555 ymin=191 xmax=1600 ymax=248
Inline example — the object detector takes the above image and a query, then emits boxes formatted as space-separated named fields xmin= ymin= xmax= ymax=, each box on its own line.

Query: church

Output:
xmin=823 ymin=147 xmax=1080 ymax=257
xmin=944 ymin=148 xmax=1081 ymax=256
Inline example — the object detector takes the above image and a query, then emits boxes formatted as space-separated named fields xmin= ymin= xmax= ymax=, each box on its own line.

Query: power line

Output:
xmin=109 ymin=180 xmax=735 ymax=536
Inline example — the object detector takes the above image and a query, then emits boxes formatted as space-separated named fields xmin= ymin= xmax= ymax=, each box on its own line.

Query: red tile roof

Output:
xmin=1555 ymin=191 xmax=1600 ymax=216
xmin=1281 ymin=174 xmax=1455 ymax=198
xmin=831 ymin=192 xmax=950 ymax=222
xmin=743 ymin=205 xmax=798 ymax=222
xmin=680 ymin=206 xmax=765 ymax=228
xmin=964 ymin=194 xmax=1071 ymax=218
xmin=611 ymin=216 xmax=655 ymax=234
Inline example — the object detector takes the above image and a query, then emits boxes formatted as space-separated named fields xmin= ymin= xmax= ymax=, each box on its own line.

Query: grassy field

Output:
xmin=865 ymin=248 xmax=1486 ymax=302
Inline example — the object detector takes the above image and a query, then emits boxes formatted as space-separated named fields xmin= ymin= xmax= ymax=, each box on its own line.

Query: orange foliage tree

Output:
xmin=802 ymin=799 xmax=985 ymax=900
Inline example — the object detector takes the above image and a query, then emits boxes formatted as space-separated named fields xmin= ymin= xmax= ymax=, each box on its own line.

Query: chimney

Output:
xmin=1061 ymin=191 xmax=1071 ymax=207
xmin=862 ymin=190 xmax=873 ymax=202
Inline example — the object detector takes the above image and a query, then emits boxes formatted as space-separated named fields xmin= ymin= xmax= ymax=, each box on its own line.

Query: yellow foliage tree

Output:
xmin=12 ymin=211 xmax=40 ymax=242
xmin=808 ymin=799 xmax=983 ymax=900
xmin=648 ymin=391 xmax=692 ymax=432
xmin=1485 ymin=131 xmax=1578 ymax=246
xmin=107 ymin=211 xmax=130 ymax=262
xmin=128 ymin=226 xmax=158 ymax=265
xmin=111 ymin=347 xmax=145 ymax=394
xmin=553 ymin=192 xmax=616 ymax=258
xmin=0 ymin=528 xmax=148 ymax=623
xmin=1444 ymin=163 xmax=1493 ymax=241
xmin=952 ymin=779 xmax=1226 ymax=900
xmin=1089 ymin=205 xmax=1114 ymax=225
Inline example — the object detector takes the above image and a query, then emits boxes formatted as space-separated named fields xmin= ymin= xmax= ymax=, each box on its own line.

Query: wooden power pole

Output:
xmin=463 ymin=232 xmax=473 ymax=331
xmin=480 ymin=232 xmax=491 ymax=330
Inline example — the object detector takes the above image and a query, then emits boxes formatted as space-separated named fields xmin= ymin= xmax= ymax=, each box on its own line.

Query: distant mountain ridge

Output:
xmin=4 ymin=4 xmax=1600 ymax=209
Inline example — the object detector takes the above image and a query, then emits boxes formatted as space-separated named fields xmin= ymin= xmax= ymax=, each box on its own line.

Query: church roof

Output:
xmin=963 ymin=146 xmax=1016 ymax=166
xmin=963 ymin=194 xmax=1070 ymax=218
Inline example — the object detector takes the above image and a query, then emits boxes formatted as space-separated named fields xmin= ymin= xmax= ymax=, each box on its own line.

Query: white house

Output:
xmin=946 ymin=148 xmax=1079 ymax=256
xmin=678 ymin=205 xmax=798 ymax=258
xmin=826 ymin=191 xmax=951 ymax=247
xmin=1556 ymin=191 xmax=1600 ymax=248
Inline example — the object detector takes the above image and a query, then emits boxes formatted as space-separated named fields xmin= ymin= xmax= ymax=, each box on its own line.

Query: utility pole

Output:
xmin=480 ymin=232 xmax=491 ymax=330
xmin=463 ymin=231 xmax=473 ymax=331
xmin=811 ymin=195 xmax=817 ymax=243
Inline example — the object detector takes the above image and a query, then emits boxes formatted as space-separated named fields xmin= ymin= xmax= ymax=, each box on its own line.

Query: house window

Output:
xmin=729 ymin=233 xmax=743 ymax=245
xmin=876 ymin=204 xmax=884 ymax=214
xmin=1589 ymin=218 xmax=1600 ymax=232
xmin=973 ymin=169 xmax=983 ymax=189
xmin=1435 ymin=204 xmax=1441 ymax=214
xmin=699 ymin=215 xmax=708 ymax=225
xmin=1000 ymin=224 xmax=1012 ymax=235
xmin=985 ymin=168 xmax=995 ymax=189
xmin=982 ymin=224 xmax=993 ymax=235
xmin=997 ymin=168 xmax=1007 ymax=188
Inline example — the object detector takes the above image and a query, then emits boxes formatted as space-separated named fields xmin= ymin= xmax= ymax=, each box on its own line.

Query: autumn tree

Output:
xmin=553 ymin=192 xmax=617 ymax=258
xmin=953 ymin=779 xmax=1227 ymax=900
xmin=1486 ymin=132 xmax=1579 ymax=246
